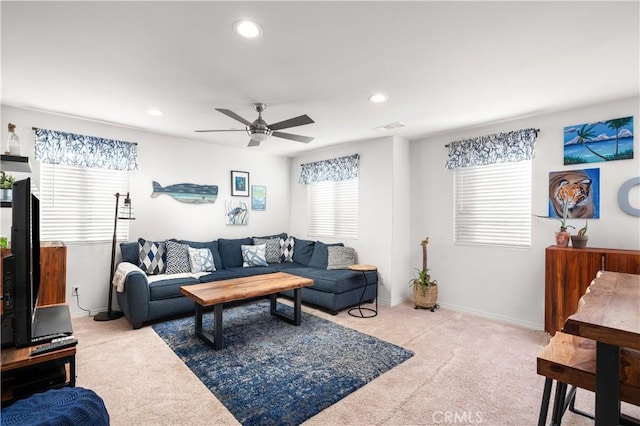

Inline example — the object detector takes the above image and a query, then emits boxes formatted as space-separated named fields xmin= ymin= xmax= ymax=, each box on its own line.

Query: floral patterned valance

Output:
xmin=34 ymin=128 xmax=138 ymax=171
xmin=299 ymin=154 xmax=360 ymax=184
xmin=445 ymin=128 xmax=538 ymax=169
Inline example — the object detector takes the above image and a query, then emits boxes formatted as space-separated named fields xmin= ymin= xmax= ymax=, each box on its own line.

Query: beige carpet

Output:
xmin=71 ymin=300 xmax=639 ymax=425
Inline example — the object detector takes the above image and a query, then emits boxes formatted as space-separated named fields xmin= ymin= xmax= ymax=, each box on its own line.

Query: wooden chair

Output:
xmin=536 ymin=331 xmax=640 ymax=425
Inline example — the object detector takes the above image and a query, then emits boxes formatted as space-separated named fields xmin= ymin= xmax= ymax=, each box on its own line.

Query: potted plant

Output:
xmin=409 ymin=268 xmax=438 ymax=310
xmin=409 ymin=237 xmax=439 ymax=311
xmin=1 ymin=171 xmax=15 ymax=202
xmin=570 ymin=221 xmax=588 ymax=249
xmin=555 ymin=199 xmax=574 ymax=247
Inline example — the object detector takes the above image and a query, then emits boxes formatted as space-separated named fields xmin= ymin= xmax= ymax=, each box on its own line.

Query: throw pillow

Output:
xmin=165 ymin=241 xmax=191 ymax=274
xmin=188 ymin=247 xmax=215 ymax=273
xmin=252 ymin=233 xmax=287 ymax=241
xmin=138 ymin=238 xmax=166 ymax=275
xmin=308 ymin=242 xmax=344 ymax=269
xmin=280 ymin=236 xmax=295 ymax=262
xmin=121 ymin=242 xmax=140 ymax=265
xmin=253 ymin=238 xmax=282 ymax=263
xmin=292 ymin=238 xmax=315 ymax=266
xmin=327 ymin=246 xmax=356 ymax=270
xmin=218 ymin=238 xmax=253 ymax=268
xmin=241 ymin=244 xmax=268 ymax=267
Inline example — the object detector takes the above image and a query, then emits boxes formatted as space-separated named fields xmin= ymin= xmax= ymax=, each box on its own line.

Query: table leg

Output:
xmin=595 ymin=341 xmax=620 ymax=426
xmin=194 ymin=303 xmax=224 ymax=350
xmin=270 ymin=289 xmax=303 ymax=325
xmin=69 ymin=355 xmax=76 ymax=387
xmin=348 ymin=270 xmax=377 ymax=318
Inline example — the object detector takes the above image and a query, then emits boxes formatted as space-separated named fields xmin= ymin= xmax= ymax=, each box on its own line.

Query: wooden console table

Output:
xmin=1 ymin=241 xmax=67 ymax=308
xmin=544 ymin=245 xmax=640 ymax=335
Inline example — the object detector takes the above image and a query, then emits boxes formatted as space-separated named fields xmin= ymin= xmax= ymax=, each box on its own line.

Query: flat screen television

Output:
xmin=1 ymin=178 xmax=71 ymax=348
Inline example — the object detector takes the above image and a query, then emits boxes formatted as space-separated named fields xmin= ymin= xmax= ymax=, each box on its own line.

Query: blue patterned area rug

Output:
xmin=153 ymin=300 xmax=413 ymax=426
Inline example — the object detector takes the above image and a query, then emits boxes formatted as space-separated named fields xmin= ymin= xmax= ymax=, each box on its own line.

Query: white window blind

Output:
xmin=453 ymin=160 xmax=531 ymax=248
xmin=308 ymin=178 xmax=358 ymax=239
xmin=40 ymin=163 xmax=130 ymax=243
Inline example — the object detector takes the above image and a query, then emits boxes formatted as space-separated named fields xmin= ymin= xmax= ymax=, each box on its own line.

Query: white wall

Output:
xmin=390 ymin=137 xmax=412 ymax=304
xmin=1 ymin=105 xmax=292 ymax=317
xmin=289 ymin=136 xmax=411 ymax=305
xmin=3 ymin=97 xmax=638 ymax=327
xmin=409 ymin=97 xmax=640 ymax=329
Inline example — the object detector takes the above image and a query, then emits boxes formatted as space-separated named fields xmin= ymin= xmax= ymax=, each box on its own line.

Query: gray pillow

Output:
xmin=280 ymin=236 xmax=295 ymax=262
xmin=138 ymin=238 xmax=166 ymax=275
xmin=253 ymin=237 xmax=282 ymax=263
xmin=327 ymin=246 xmax=356 ymax=270
xmin=165 ymin=241 xmax=191 ymax=274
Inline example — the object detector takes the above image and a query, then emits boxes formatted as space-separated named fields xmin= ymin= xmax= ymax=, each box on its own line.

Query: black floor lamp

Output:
xmin=94 ymin=192 xmax=135 ymax=321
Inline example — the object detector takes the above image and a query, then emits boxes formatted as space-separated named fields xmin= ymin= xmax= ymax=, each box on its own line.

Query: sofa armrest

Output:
xmin=115 ymin=263 xmax=151 ymax=327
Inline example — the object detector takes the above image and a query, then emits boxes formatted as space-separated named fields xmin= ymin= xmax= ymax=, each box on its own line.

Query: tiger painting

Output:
xmin=549 ymin=170 xmax=595 ymax=219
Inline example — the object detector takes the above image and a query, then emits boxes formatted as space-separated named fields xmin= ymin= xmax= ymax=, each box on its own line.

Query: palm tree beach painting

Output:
xmin=564 ymin=116 xmax=634 ymax=164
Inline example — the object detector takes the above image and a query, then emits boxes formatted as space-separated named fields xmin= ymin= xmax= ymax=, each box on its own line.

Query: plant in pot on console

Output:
xmin=0 ymin=171 xmax=15 ymax=202
xmin=570 ymin=221 xmax=588 ymax=249
xmin=409 ymin=237 xmax=439 ymax=311
xmin=555 ymin=199 xmax=574 ymax=247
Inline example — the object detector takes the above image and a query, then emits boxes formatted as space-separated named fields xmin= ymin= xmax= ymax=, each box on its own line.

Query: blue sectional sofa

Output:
xmin=115 ymin=234 xmax=377 ymax=329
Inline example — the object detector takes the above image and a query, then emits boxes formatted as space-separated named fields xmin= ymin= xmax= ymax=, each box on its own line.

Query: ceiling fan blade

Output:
xmin=268 ymin=114 xmax=314 ymax=131
xmin=272 ymin=131 xmax=314 ymax=143
xmin=195 ymin=129 xmax=246 ymax=133
xmin=248 ymin=139 xmax=261 ymax=147
xmin=215 ymin=108 xmax=253 ymax=126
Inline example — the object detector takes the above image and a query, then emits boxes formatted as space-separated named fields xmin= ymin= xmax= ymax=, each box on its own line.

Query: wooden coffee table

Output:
xmin=180 ymin=272 xmax=313 ymax=350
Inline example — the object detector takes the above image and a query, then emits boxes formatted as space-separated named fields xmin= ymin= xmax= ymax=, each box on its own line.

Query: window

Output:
xmin=299 ymin=154 xmax=360 ymax=239
xmin=33 ymin=127 xmax=137 ymax=243
xmin=308 ymin=178 xmax=358 ymax=239
xmin=453 ymin=160 xmax=532 ymax=248
xmin=39 ymin=163 xmax=130 ymax=243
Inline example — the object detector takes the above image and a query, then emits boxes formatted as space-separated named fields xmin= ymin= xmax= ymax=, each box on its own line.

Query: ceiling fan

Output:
xmin=196 ymin=103 xmax=314 ymax=147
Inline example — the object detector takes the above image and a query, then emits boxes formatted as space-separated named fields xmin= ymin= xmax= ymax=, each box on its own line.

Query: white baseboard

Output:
xmin=437 ymin=301 xmax=543 ymax=331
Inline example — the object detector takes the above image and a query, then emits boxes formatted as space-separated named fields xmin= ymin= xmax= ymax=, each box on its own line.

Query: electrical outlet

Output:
xmin=72 ymin=286 xmax=80 ymax=296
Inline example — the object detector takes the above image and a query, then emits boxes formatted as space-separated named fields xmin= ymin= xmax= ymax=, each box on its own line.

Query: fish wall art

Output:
xmin=151 ymin=181 xmax=219 ymax=204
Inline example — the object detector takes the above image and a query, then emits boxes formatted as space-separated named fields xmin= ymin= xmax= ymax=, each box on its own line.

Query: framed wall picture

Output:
xmin=226 ymin=199 xmax=249 ymax=225
xmin=251 ymin=185 xmax=266 ymax=210
xmin=563 ymin=116 xmax=634 ymax=164
xmin=548 ymin=168 xmax=600 ymax=219
xmin=231 ymin=170 xmax=249 ymax=196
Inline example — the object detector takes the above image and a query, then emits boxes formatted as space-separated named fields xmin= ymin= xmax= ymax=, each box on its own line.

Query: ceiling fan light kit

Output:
xmin=196 ymin=103 xmax=314 ymax=148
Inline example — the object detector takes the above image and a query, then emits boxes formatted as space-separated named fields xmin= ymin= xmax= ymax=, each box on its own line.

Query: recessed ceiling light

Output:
xmin=369 ymin=93 xmax=387 ymax=103
xmin=146 ymin=109 xmax=163 ymax=116
xmin=233 ymin=20 xmax=263 ymax=38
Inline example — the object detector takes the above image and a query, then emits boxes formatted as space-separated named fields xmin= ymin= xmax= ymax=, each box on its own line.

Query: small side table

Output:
xmin=348 ymin=264 xmax=378 ymax=318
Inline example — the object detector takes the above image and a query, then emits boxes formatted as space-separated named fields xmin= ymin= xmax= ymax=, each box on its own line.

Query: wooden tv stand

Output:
xmin=1 ymin=341 xmax=76 ymax=406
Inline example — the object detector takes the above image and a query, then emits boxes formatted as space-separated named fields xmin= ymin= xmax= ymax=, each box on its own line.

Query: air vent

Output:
xmin=374 ymin=121 xmax=406 ymax=131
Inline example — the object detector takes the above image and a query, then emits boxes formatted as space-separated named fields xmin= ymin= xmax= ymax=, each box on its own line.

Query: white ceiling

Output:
xmin=2 ymin=1 xmax=638 ymax=157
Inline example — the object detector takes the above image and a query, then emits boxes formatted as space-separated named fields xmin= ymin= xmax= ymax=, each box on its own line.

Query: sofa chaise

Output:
xmin=115 ymin=233 xmax=377 ymax=328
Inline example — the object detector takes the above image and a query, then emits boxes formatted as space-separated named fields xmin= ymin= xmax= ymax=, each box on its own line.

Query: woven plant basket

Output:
xmin=413 ymin=283 xmax=438 ymax=309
